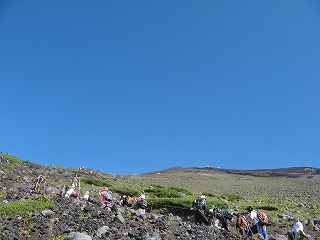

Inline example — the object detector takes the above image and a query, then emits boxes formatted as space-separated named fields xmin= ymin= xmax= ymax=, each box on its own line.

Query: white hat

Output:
xmin=200 ymin=195 xmax=206 ymax=199
xmin=140 ymin=194 xmax=145 ymax=199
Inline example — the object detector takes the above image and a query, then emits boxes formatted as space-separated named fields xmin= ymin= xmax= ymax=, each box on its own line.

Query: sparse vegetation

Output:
xmin=0 ymin=154 xmax=319 ymax=238
xmin=0 ymin=196 xmax=53 ymax=219
xmin=81 ymin=178 xmax=110 ymax=187
xmin=111 ymin=185 xmax=140 ymax=197
xmin=144 ymin=185 xmax=191 ymax=198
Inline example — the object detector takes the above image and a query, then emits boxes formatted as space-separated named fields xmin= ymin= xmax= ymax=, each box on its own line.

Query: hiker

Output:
xmin=34 ymin=175 xmax=45 ymax=192
xmin=0 ymin=152 xmax=3 ymax=163
xmin=288 ymin=219 xmax=307 ymax=240
xmin=247 ymin=206 xmax=268 ymax=240
xmin=62 ymin=185 xmax=69 ymax=196
xmin=214 ymin=208 xmax=233 ymax=231
xmin=208 ymin=205 xmax=220 ymax=228
xmin=221 ymin=210 xmax=233 ymax=231
xmin=71 ymin=174 xmax=80 ymax=188
xmin=236 ymin=212 xmax=251 ymax=236
xmin=121 ymin=195 xmax=133 ymax=207
xmin=65 ymin=184 xmax=79 ymax=200
xmin=191 ymin=195 xmax=209 ymax=225
xmin=135 ymin=194 xmax=147 ymax=213
xmin=99 ymin=187 xmax=113 ymax=204
xmin=81 ymin=191 xmax=90 ymax=201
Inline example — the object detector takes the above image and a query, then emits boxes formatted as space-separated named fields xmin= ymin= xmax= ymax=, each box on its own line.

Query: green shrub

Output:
xmin=81 ymin=178 xmax=110 ymax=187
xmin=148 ymin=197 xmax=193 ymax=208
xmin=224 ymin=193 xmax=242 ymax=202
xmin=144 ymin=185 xmax=190 ymax=198
xmin=258 ymin=205 xmax=279 ymax=211
xmin=110 ymin=185 xmax=140 ymax=197
xmin=3 ymin=154 xmax=25 ymax=164
xmin=0 ymin=198 xmax=54 ymax=219
xmin=201 ymin=192 xmax=215 ymax=198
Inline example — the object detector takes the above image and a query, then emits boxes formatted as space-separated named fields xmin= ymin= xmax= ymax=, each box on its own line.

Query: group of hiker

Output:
xmin=32 ymin=174 xmax=148 ymax=212
xmin=0 ymin=152 xmax=9 ymax=164
xmin=31 ymin=174 xmax=308 ymax=239
xmin=191 ymin=195 xmax=308 ymax=240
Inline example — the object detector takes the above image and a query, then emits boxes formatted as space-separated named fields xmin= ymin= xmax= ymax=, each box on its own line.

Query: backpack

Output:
xmin=137 ymin=198 xmax=147 ymax=209
xmin=223 ymin=210 xmax=233 ymax=220
xmin=237 ymin=215 xmax=249 ymax=230
xmin=195 ymin=197 xmax=206 ymax=210
xmin=74 ymin=188 xmax=79 ymax=197
xmin=257 ymin=211 xmax=268 ymax=225
xmin=105 ymin=190 xmax=113 ymax=201
xmin=124 ymin=195 xmax=133 ymax=206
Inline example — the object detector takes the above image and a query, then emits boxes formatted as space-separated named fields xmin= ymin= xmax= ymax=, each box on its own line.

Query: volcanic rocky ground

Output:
xmin=0 ymin=160 xmax=319 ymax=240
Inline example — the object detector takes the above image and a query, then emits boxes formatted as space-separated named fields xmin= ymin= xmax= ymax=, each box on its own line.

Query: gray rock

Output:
xmin=42 ymin=210 xmax=54 ymax=216
xmin=115 ymin=214 xmax=126 ymax=224
xmin=64 ymin=232 xmax=92 ymax=240
xmin=144 ymin=232 xmax=162 ymax=240
xmin=95 ymin=226 xmax=110 ymax=238
xmin=269 ymin=234 xmax=287 ymax=240
xmin=148 ymin=214 xmax=159 ymax=224
xmin=45 ymin=186 xmax=60 ymax=196
xmin=135 ymin=208 xmax=146 ymax=216
xmin=22 ymin=176 xmax=32 ymax=183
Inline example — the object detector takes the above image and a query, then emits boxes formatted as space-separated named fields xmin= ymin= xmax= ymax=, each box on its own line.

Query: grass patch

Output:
xmin=81 ymin=178 xmax=110 ymax=187
xmin=0 ymin=195 xmax=54 ymax=219
xmin=110 ymin=185 xmax=140 ymax=197
xmin=2 ymin=154 xmax=25 ymax=164
xmin=224 ymin=193 xmax=243 ymax=202
xmin=144 ymin=185 xmax=191 ymax=198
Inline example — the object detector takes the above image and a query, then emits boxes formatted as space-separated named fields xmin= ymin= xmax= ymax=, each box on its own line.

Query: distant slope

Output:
xmin=144 ymin=166 xmax=320 ymax=177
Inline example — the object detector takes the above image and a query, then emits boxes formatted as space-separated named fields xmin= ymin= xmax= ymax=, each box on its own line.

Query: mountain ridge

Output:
xmin=143 ymin=165 xmax=320 ymax=177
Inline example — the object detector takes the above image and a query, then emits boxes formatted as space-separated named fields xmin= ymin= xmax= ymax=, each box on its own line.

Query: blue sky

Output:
xmin=1 ymin=1 xmax=319 ymax=175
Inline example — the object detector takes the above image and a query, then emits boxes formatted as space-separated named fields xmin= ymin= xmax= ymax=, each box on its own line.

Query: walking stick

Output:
xmin=43 ymin=173 xmax=47 ymax=194
xmin=78 ymin=177 xmax=81 ymax=200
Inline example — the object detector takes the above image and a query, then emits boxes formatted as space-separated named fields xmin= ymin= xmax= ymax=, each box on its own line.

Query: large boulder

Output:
xmin=45 ymin=186 xmax=60 ymax=197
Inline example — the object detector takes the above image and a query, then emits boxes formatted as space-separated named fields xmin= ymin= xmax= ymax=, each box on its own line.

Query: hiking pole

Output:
xmin=78 ymin=177 xmax=81 ymax=200
xmin=43 ymin=173 xmax=47 ymax=194
xmin=247 ymin=225 xmax=253 ymax=236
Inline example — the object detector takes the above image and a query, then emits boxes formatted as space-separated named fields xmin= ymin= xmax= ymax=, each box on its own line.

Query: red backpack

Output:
xmin=74 ymin=188 xmax=79 ymax=198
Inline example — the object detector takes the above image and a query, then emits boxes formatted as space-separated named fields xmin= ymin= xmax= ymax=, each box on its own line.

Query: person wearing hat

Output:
xmin=65 ymin=184 xmax=78 ymax=199
xmin=135 ymin=194 xmax=147 ymax=213
xmin=34 ymin=175 xmax=45 ymax=193
xmin=247 ymin=206 xmax=268 ymax=240
xmin=208 ymin=205 xmax=220 ymax=228
xmin=288 ymin=218 xmax=307 ymax=240
xmin=71 ymin=174 xmax=80 ymax=188
xmin=191 ymin=195 xmax=207 ymax=211
xmin=82 ymin=191 xmax=90 ymax=201
xmin=236 ymin=212 xmax=251 ymax=236
xmin=99 ymin=187 xmax=112 ymax=204
xmin=191 ymin=195 xmax=209 ymax=225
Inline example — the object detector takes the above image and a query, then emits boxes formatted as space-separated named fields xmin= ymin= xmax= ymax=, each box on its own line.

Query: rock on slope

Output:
xmin=0 ymin=160 xmax=319 ymax=239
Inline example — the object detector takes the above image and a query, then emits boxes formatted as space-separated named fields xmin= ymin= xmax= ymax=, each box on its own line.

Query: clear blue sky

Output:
xmin=1 ymin=1 xmax=319 ymax=175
